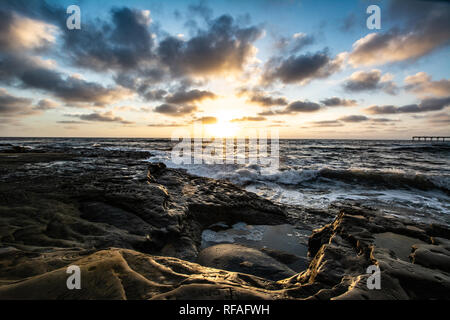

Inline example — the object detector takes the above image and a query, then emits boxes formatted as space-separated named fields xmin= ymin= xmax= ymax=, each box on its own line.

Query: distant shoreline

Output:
xmin=1 ymin=136 xmax=444 ymax=141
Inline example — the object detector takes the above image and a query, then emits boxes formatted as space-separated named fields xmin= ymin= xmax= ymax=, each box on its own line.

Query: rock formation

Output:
xmin=0 ymin=148 xmax=449 ymax=299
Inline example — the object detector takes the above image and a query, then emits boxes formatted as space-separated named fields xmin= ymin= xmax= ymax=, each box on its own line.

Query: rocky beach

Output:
xmin=0 ymin=144 xmax=449 ymax=300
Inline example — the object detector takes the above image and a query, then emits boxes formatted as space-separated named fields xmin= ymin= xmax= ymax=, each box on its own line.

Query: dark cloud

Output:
xmin=365 ymin=96 xmax=450 ymax=114
xmin=19 ymin=68 xmax=131 ymax=106
xmin=364 ymin=105 xmax=398 ymax=114
xmin=34 ymin=99 xmax=57 ymax=110
xmin=258 ymin=110 xmax=277 ymax=116
xmin=348 ymin=0 xmax=450 ymax=66
xmin=285 ymin=101 xmax=321 ymax=113
xmin=165 ymin=89 xmax=217 ymax=104
xmin=260 ymin=100 xmax=321 ymax=115
xmin=68 ymin=111 xmax=134 ymax=124
xmin=309 ymin=120 xmax=343 ymax=127
xmin=238 ymin=88 xmax=288 ymax=107
xmin=343 ymin=70 xmax=398 ymax=95
xmin=158 ymin=14 xmax=263 ymax=77
xmin=193 ymin=116 xmax=217 ymax=124
xmin=147 ymin=122 xmax=185 ymax=127
xmin=262 ymin=50 xmax=344 ymax=85
xmin=419 ymin=96 xmax=450 ymax=112
xmin=230 ymin=116 xmax=266 ymax=122
xmin=427 ymin=112 xmax=450 ymax=124
xmin=114 ymin=73 xmax=167 ymax=98
xmin=1 ymin=3 xmax=156 ymax=72
xmin=370 ymin=118 xmax=397 ymax=123
xmin=0 ymin=51 xmax=131 ymax=107
xmin=62 ymin=7 xmax=154 ymax=72
xmin=309 ymin=116 xmax=397 ymax=127
xmin=249 ymin=95 xmax=288 ymax=107
xmin=57 ymin=120 xmax=85 ymax=124
xmin=0 ymin=88 xmax=37 ymax=116
xmin=320 ymin=97 xmax=358 ymax=107
xmin=142 ymin=89 xmax=167 ymax=102
xmin=404 ymin=72 xmax=450 ymax=97
xmin=275 ymin=33 xmax=315 ymax=54
xmin=338 ymin=115 xmax=369 ymax=122
xmin=153 ymin=104 xmax=197 ymax=117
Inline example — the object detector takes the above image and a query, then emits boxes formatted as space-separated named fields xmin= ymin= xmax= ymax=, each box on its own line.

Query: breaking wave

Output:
xmin=216 ymin=166 xmax=450 ymax=193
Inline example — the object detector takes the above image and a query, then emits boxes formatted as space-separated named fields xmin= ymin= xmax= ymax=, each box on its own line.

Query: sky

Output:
xmin=0 ymin=0 xmax=449 ymax=139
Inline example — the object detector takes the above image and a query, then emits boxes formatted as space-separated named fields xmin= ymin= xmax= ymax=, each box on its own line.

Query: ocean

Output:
xmin=1 ymin=137 xmax=449 ymax=225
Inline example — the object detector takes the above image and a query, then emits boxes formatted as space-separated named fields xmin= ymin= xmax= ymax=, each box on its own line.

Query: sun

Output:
xmin=206 ymin=121 xmax=239 ymax=138
xmin=205 ymin=111 xmax=240 ymax=138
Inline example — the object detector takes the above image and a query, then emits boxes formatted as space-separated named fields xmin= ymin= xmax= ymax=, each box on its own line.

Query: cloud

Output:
xmin=275 ymin=32 xmax=314 ymax=54
xmin=343 ymin=70 xmax=398 ymax=95
xmin=427 ymin=112 xmax=450 ymax=124
xmin=309 ymin=116 xmax=397 ymax=127
xmin=0 ymin=9 xmax=58 ymax=53
xmin=193 ymin=116 xmax=217 ymax=124
xmin=370 ymin=118 xmax=397 ymax=123
xmin=348 ymin=1 xmax=450 ymax=67
xmin=230 ymin=116 xmax=266 ymax=122
xmin=157 ymin=14 xmax=263 ymax=77
xmin=0 ymin=52 xmax=132 ymax=107
xmin=57 ymin=120 xmax=85 ymax=124
xmin=153 ymin=103 xmax=197 ymax=117
xmin=364 ymin=96 xmax=450 ymax=114
xmin=113 ymin=73 xmax=167 ymax=98
xmin=0 ymin=88 xmax=38 ymax=117
xmin=309 ymin=120 xmax=343 ymax=127
xmin=147 ymin=122 xmax=185 ymax=127
xmin=61 ymin=7 xmax=155 ymax=72
xmin=142 ymin=89 xmax=167 ymax=101
xmin=285 ymin=100 xmax=321 ymax=113
xmin=404 ymin=72 xmax=450 ymax=97
xmin=338 ymin=115 xmax=369 ymax=122
xmin=21 ymin=68 xmax=132 ymax=106
xmin=237 ymin=88 xmax=288 ymax=107
xmin=320 ymin=97 xmax=358 ymax=107
xmin=260 ymin=100 xmax=321 ymax=115
xmin=364 ymin=105 xmax=398 ymax=114
xmin=262 ymin=50 xmax=345 ymax=85
xmin=68 ymin=111 xmax=134 ymax=124
xmin=165 ymin=89 xmax=217 ymax=104
xmin=188 ymin=1 xmax=213 ymax=22
xmin=34 ymin=99 xmax=58 ymax=110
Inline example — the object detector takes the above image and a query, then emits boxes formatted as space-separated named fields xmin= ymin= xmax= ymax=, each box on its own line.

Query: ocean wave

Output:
xmin=220 ymin=166 xmax=450 ymax=193
xmin=318 ymin=168 xmax=449 ymax=192
xmin=391 ymin=144 xmax=450 ymax=153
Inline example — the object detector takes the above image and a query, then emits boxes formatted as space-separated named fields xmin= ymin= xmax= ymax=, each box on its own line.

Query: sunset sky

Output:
xmin=0 ymin=0 xmax=449 ymax=139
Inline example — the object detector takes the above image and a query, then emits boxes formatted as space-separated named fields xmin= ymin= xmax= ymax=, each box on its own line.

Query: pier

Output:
xmin=412 ymin=136 xmax=450 ymax=142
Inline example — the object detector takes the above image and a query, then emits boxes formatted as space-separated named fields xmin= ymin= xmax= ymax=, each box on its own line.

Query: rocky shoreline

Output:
xmin=0 ymin=147 xmax=449 ymax=299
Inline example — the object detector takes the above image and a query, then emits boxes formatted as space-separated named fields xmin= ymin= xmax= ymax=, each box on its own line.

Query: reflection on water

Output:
xmin=201 ymin=222 xmax=310 ymax=271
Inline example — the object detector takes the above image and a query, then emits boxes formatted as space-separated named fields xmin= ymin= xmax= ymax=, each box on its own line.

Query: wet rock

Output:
xmin=1 ymin=151 xmax=450 ymax=299
xmin=260 ymin=247 xmax=301 ymax=265
xmin=296 ymin=206 xmax=450 ymax=300
xmin=197 ymin=244 xmax=296 ymax=281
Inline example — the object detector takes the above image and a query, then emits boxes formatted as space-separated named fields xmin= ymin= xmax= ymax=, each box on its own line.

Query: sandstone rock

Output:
xmin=197 ymin=244 xmax=296 ymax=281
xmin=1 ymin=151 xmax=450 ymax=300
